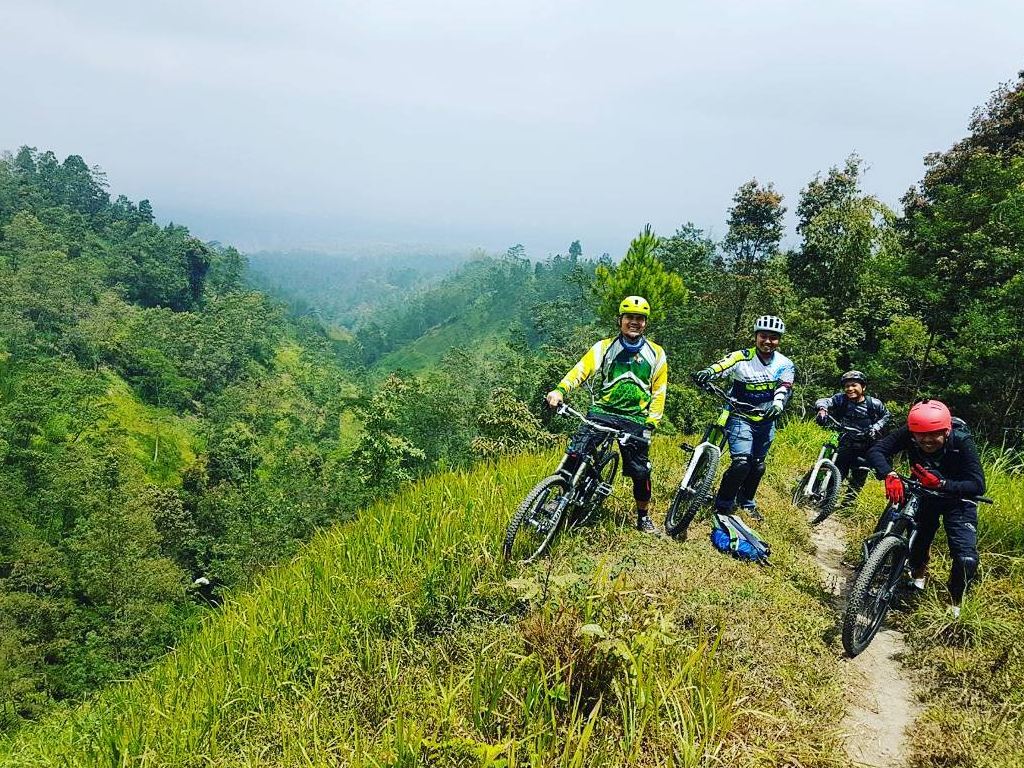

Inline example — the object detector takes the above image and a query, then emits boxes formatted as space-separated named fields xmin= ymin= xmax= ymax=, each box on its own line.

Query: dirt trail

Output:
xmin=809 ymin=515 xmax=922 ymax=768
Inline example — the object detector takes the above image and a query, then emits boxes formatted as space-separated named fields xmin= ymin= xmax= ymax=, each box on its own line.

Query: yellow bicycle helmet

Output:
xmin=618 ymin=295 xmax=651 ymax=318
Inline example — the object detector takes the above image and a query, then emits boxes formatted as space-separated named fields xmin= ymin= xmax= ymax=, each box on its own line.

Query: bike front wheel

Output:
xmin=793 ymin=460 xmax=842 ymax=525
xmin=503 ymin=475 xmax=572 ymax=563
xmin=842 ymin=534 xmax=909 ymax=657
xmin=665 ymin=445 xmax=721 ymax=537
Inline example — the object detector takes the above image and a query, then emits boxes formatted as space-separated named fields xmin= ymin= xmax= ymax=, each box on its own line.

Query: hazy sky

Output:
xmin=3 ymin=1 xmax=1023 ymax=258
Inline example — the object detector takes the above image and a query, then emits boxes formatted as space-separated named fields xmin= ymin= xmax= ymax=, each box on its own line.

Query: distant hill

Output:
xmin=248 ymin=245 xmax=600 ymax=375
xmin=246 ymin=249 xmax=472 ymax=328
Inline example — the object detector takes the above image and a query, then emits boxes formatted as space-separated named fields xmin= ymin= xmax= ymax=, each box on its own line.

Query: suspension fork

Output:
xmin=802 ymin=444 xmax=834 ymax=495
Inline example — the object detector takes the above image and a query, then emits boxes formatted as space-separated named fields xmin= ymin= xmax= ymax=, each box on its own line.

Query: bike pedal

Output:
xmin=594 ymin=482 xmax=615 ymax=499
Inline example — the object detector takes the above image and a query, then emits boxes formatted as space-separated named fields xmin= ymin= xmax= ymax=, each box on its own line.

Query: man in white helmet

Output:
xmin=694 ymin=315 xmax=795 ymax=522
xmin=546 ymin=296 xmax=668 ymax=534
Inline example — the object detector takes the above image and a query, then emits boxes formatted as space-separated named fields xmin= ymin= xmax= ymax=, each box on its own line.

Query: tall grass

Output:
xmin=780 ymin=419 xmax=1024 ymax=768
xmin=1 ymin=429 xmax=865 ymax=767
xmin=0 ymin=455 xmax=537 ymax=765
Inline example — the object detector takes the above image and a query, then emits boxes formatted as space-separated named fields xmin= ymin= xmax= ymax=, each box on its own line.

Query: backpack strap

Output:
xmin=950 ymin=416 xmax=972 ymax=446
xmin=867 ymin=397 xmax=886 ymax=421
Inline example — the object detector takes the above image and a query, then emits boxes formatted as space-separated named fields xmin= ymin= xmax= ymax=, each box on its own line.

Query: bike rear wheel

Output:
xmin=842 ymin=535 xmax=909 ymax=657
xmin=503 ymin=475 xmax=571 ymax=563
xmin=793 ymin=461 xmax=842 ymax=525
xmin=665 ymin=445 xmax=721 ymax=537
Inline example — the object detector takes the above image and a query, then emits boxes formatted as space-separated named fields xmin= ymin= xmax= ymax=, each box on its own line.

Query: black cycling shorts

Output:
xmin=568 ymin=411 xmax=651 ymax=480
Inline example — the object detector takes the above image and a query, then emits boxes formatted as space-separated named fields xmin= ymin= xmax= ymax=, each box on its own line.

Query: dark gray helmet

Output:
xmin=841 ymin=370 xmax=867 ymax=385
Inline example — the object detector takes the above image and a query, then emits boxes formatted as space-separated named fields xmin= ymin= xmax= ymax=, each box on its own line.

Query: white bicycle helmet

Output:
xmin=752 ymin=315 xmax=785 ymax=335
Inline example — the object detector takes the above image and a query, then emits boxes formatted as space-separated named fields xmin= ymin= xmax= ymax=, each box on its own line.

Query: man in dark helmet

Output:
xmin=814 ymin=370 xmax=890 ymax=508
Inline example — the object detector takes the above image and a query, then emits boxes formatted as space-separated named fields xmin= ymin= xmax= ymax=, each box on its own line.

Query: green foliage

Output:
xmin=472 ymin=387 xmax=556 ymax=459
xmin=593 ymin=224 xmax=688 ymax=326
xmin=718 ymin=180 xmax=787 ymax=343
xmin=723 ymin=179 xmax=786 ymax=268
xmin=0 ymin=147 xmax=372 ymax=732
xmin=899 ymin=74 xmax=1024 ymax=430
xmin=864 ymin=315 xmax=948 ymax=402
xmin=789 ymin=154 xmax=900 ymax=320
xmin=351 ymin=374 xmax=427 ymax=491
xmin=781 ymin=297 xmax=845 ymax=413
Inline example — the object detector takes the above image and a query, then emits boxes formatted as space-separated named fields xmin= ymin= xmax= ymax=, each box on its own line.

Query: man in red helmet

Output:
xmin=866 ymin=399 xmax=986 ymax=617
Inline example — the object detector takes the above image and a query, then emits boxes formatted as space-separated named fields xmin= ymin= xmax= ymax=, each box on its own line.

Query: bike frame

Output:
xmin=553 ymin=404 xmax=648 ymax=515
xmin=860 ymin=482 xmax=991 ymax=561
xmin=799 ymin=439 xmax=838 ymax=498
xmin=554 ymin=433 xmax=616 ymax=507
xmin=663 ymin=377 xmax=773 ymax=538
xmin=862 ymin=497 xmax=919 ymax=562
xmin=799 ymin=416 xmax=869 ymax=498
xmin=503 ymin=403 xmax=650 ymax=562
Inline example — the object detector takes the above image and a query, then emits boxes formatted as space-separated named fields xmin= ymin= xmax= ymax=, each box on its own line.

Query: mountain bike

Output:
xmin=663 ymin=375 xmax=767 ymax=538
xmin=792 ymin=416 xmax=870 ymax=525
xmin=502 ymin=403 xmax=649 ymax=563
xmin=841 ymin=477 xmax=993 ymax=657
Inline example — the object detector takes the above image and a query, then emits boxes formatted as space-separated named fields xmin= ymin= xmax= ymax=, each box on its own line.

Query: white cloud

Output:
xmin=3 ymin=0 xmax=1023 ymax=254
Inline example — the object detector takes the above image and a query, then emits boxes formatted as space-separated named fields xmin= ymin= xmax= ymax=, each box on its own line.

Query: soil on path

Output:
xmin=809 ymin=514 xmax=922 ymax=768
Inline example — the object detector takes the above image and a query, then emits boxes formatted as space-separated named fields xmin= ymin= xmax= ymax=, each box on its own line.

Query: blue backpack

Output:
xmin=710 ymin=512 xmax=771 ymax=564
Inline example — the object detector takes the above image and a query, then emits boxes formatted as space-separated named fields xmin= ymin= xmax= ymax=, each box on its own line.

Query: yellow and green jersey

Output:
xmin=556 ymin=336 xmax=668 ymax=427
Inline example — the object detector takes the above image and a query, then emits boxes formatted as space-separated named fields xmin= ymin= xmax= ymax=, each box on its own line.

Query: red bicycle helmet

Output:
xmin=907 ymin=399 xmax=952 ymax=434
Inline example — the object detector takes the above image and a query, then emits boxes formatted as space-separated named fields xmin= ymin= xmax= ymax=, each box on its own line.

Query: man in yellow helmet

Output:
xmin=545 ymin=296 xmax=668 ymax=533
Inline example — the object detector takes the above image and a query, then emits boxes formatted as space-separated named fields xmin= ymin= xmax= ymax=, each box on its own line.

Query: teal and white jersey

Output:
xmin=706 ymin=348 xmax=795 ymax=422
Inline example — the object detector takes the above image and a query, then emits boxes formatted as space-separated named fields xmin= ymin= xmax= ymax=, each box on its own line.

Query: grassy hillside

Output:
xmin=2 ymin=421 xmax=1020 ymax=766
xmin=97 ymin=373 xmax=201 ymax=484
xmin=370 ymin=302 xmax=512 ymax=374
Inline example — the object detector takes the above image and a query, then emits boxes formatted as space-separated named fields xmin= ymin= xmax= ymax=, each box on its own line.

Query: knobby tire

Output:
xmin=665 ymin=446 xmax=720 ymax=537
xmin=503 ymin=475 xmax=571 ymax=563
xmin=842 ymin=535 xmax=909 ymax=657
xmin=793 ymin=461 xmax=842 ymax=525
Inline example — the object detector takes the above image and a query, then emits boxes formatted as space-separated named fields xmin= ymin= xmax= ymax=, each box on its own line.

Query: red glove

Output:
xmin=884 ymin=474 xmax=905 ymax=505
xmin=911 ymin=464 xmax=943 ymax=489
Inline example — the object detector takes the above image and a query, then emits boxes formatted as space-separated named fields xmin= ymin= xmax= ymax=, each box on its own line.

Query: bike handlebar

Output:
xmin=826 ymin=414 xmax=872 ymax=437
xmin=898 ymin=475 xmax=993 ymax=505
xmin=554 ymin=403 xmax=651 ymax=446
xmin=689 ymin=373 xmax=773 ymax=417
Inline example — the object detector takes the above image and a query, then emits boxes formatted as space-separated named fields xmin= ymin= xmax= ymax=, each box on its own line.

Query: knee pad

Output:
xmin=729 ymin=454 xmax=752 ymax=473
xmin=739 ymin=459 xmax=766 ymax=496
